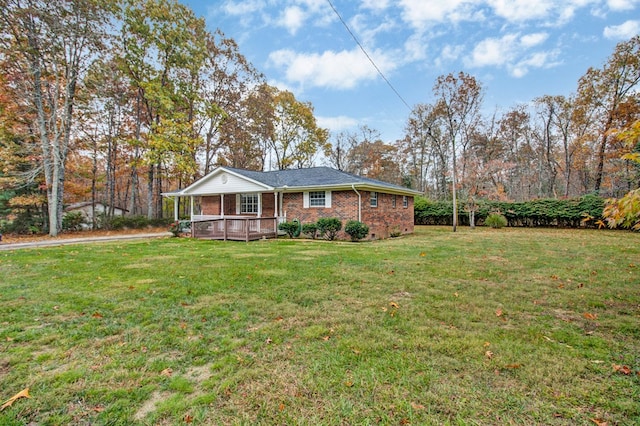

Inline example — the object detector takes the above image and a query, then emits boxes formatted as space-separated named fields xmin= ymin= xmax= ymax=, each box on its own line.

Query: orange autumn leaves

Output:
xmin=1 ymin=388 xmax=30 ymax=411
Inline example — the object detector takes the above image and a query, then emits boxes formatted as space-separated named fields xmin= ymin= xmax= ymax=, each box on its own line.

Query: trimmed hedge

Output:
xmin=415 ymin=194 xmax=605 ymax=228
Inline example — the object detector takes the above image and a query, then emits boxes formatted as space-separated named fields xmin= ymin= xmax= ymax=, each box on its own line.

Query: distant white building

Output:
xmin=65 ymin=202 xmax=127 ymax=229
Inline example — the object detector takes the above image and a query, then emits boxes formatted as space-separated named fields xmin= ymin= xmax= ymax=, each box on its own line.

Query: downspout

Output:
xmin=352 ymin=184 xmax=361 ymax=222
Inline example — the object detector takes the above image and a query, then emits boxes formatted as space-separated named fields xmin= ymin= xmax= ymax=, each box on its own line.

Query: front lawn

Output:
xmin=1 ymin=227 xmax=638 ymax=425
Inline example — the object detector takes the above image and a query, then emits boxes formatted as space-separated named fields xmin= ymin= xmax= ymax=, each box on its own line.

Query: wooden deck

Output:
xmin=191 ymin=217 xmax=278 ymax=241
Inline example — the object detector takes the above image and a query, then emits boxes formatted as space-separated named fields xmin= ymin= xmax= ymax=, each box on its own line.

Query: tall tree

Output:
xmin=0 ymin=0 xmax=115 ymax=235
xmin=120 ymin=0 xmax=207 ymax=218
xmin=267 ymin=88 xmax=329 ymax=170
xmin=576 ymin=36 xmax=640 ymax=195
xmin=432 ymin=72 xmax=483 ymax=231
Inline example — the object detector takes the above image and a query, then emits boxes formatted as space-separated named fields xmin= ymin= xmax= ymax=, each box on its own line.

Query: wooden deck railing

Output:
xmin=191 ymin=217 xmax=278 ymax=241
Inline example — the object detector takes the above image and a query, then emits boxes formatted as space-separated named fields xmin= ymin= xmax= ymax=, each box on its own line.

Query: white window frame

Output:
xmin=392 ymin=194 xmax=396 ymax=208
xmin=370 ymin=191 xmax=378 ymax=208
xmin=238 ymin=193 xmax=259 ymax=214
xmin=403 ymin=195 xmax=408 ymax=208
xmin=303 ymin=191 xmax=332 ymax=208
xmin=309 ymin=191 xmax=326 ymax=207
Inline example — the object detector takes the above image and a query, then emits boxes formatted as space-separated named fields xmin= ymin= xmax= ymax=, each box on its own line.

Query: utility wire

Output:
xmin=326 ymin=0 xmax=411 ymax=111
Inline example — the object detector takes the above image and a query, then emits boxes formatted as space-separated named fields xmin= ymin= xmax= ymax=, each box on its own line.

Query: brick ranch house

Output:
xmin=163 ymin=166 xmax=422 ymax=241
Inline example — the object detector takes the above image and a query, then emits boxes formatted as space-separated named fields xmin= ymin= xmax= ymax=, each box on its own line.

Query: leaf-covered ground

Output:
xmin=1 ymin=227 xmax=638 ymax=425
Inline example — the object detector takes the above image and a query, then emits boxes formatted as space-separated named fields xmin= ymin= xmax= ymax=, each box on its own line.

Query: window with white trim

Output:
xmin=309 ymin=191 xmax=326 ymax=207
xmin=240 ymin=193 xmax=259 ymax=214
xmin=392 ymin=194 xmax=397 ymax=208
xmin=403 ymin=196 xmax=408 ymax=208
xmin=304 ymin=191 xmax=331 ymax=208
xmin=370 ymin=192 xmax=378 ymax=207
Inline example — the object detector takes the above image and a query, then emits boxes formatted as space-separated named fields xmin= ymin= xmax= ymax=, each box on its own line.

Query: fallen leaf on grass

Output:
xmin=160 ymin=368 xmax=173 ymax=377
xmin=583 ymin=312 xmax=598 ymax=320
xmin=419 ymin=252 xmax=426 ymax=257
xmin=591 ymin=418 xmax=607 ymax=426
xmin=495 ymin=308 xmax=503 ymax=317
xmin=613 ymin=364 xmax=632 ymax=375
xmin=1 ymin=388 xmax=30 ymax=411
xmin=485 ymin=351 xmax=494 ymax=359
xmin=410 ymin=402 xmax=425 ymax=410
xmin=92 ymin=312 xmax=103 ymax=318
xmin=184 ymin=414 xmax=194 ymax=423
xmin=504 ymin=363 xmax=522 ymax=369
xmin=389 ymin=302 xmax=399 ymax=309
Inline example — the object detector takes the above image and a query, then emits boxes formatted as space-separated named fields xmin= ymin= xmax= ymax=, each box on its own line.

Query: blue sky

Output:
xmin=184 ymin=0 xmax=639 ymax=143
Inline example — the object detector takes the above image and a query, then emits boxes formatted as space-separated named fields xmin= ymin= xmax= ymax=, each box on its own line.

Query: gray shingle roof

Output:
xmin=224 ymin=166 xmax=419 ymax=194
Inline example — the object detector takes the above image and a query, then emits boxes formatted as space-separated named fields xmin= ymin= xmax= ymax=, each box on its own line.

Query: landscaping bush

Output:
xmin=414 ymin=195 xmax=605 ymax=228
xmin=484 ymin=213 xmax=507 ymax=228
xmin=62 ymin=211 xmax=86 ymax=231
xmin=102 ymin=215 xmax=171 ymax=230
xmin=301 ymin=223 xmax=318 ymax=239
xmin=278 ymin=221 xmax=301 ymax=238
xmin=344 ymin=220 xmax=369 ymax=241
xmin=316 ymin=217 xmax=342 ymax=240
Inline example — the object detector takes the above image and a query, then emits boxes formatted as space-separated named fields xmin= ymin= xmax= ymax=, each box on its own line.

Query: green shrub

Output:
xmin=278 ymin=221 xmax=300 ymax=238
xmin=316 ymin=217 xmax=342 ymax=240
xmin=101 ymin=215 xmax=170 ymax=230
xmin=62 ymin=212 xmax=85 ymax=231
xmin=389 ymin=226 xmax=402 ymax=238
xmin=344 ymin=220 xmax=369 ymax=241
xmin=414 ymin=195 xmax=605 ymax=228
xmin=301 ymin=223 xmax=318 ymax=239
xmin=485 ymin=213 xmax=507 ymax=229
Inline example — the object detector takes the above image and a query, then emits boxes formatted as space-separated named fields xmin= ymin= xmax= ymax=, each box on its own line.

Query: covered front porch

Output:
xmin=190 ymin=216 xmax=279 ymax=241
xmin=165 ymin=191 xmax=286 ymax=241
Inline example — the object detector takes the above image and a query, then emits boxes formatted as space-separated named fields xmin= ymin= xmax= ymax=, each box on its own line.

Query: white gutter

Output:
xmin=352 ymin=184 xmax=362 ymax=222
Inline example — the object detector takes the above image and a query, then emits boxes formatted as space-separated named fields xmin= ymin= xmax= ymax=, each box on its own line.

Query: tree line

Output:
xmin=0 ymin=0 xmax=638 ymax=236
xmin=0 ymin=0 xmax=328 ymax=236
xmin=328 ymin=37 xmax=639 ymax=206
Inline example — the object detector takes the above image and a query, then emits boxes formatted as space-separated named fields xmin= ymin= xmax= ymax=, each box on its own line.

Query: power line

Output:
xmin=325 ymin=0 xmax=411 ymax=111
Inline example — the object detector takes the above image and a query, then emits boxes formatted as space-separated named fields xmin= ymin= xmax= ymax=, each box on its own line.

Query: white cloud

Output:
xmin=278 ymin=6 xmax=306 ymax=34
xmin=317 ymin=115 xmax=360 ymax=132
xmin=511 ymin=50 xmax=558 ymax=77
xmin=398 ymin=0 xmax=478 ymax=27
xmin=361 ymin=0 xmax=390 ymax=11
xmin=603 ymin=20 xmax=640 ymax=40
xmin=467 ymin=33 xmax=559 ymax=77
xmin=221 ymin=0 xmax=265 ymax=16
xmin=268 ymin=48 xmax=397 ymax=90
xmin=467 ymin=34 xmax=520 ymax=68
xmin=607 ymin=0 xmax=640 ymax=11
xmin=435 ymin=44 xmax=465 ymax=68
xmin=487 ymin=0 xmax=553 ymax=21
xmin=520 ymin=32 xmax=549 ymax=47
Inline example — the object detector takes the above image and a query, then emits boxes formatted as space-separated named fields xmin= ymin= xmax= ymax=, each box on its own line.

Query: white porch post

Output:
xmin=274 ymin=193 xmax=278 ymax=218
xmin=190 ymin=196 xmax=194 ymax=220
xmin=173 ymin=197 xmax=179 ymax=221
xmin=258 ymin=193 xmax=262 ymax=218
xmin=220 ymin=194 xmax=224 ymax=217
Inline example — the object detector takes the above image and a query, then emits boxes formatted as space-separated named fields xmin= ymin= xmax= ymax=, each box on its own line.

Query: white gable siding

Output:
xmin=186 ymin=172 xmax=267 ymax=195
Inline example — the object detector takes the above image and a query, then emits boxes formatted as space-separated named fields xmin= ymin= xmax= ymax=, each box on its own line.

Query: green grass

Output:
xmin=0 ymin=226 xmax=638 ymax=425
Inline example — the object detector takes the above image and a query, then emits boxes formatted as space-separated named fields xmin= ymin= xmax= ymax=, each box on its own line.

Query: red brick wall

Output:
xmin=361 ymin=192 xmax=414 ymax=239
xmin=284 ymin=190 xmax=414 ymax=240
xmin=201 ymin=196 xmax=221 ymax=215
xmin=200 ymin=190 xmax=414 ymax=239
